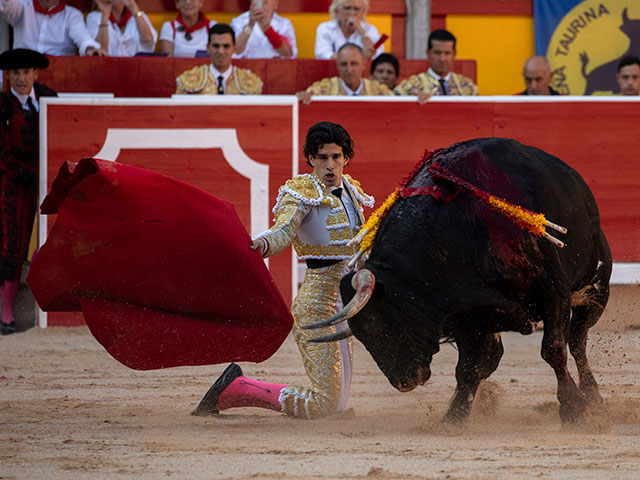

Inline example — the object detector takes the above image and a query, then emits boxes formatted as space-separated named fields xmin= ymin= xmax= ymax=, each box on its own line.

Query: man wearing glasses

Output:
xmin=315 ymin=0 xmax=384 ymax=59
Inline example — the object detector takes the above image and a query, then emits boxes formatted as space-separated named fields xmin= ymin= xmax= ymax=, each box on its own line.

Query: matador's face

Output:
xmin=308 ymin=143 xmax=349 ymax=188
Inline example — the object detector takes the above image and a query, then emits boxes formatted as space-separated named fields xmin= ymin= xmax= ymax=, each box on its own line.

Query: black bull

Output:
xmin=319 ymin=138 xmax=611 ymax=424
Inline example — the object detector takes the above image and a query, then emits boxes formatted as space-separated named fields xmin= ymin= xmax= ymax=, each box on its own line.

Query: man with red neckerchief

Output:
xmin=86 ymin=0 xmax=157 ymax=57
xmin=159 ymin=0 xmax=217 ymax=58
xmin=230 ymin=0 xmax=297 ymax=59
xmin=0 ymin=0 xmax=105 ymax=55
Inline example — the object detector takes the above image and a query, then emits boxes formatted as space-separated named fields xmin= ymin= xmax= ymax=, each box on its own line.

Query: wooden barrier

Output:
xmin=37 ymin=56 xmax=477 ymax=97
xmin=39 ymin=96 xmax=640 ymax=325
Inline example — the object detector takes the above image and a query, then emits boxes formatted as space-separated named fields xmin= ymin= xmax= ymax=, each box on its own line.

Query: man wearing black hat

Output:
xmin=0 ymin=49 xmax=56 ymax=335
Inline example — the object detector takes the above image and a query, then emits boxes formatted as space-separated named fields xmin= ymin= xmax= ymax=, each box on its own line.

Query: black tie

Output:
xmin=439 ymin=79 xmax=447 ymax=95
xmin=217 ymin=75 xmax=224 ymax=95
xmin=331 ymin=187 xmax=343 ymax=198
xmin=26 ymin=97 xmax=38 ymax=117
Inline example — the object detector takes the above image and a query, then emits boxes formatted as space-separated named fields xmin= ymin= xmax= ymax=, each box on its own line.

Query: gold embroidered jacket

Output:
xmin=394 ymin=71 xmax=478 ymax=96
xmin=256 ymin=173 xmax=374 ymax=260
xmin=175 ymin=65 xmax=263 ymax=95
xmin=305 ymin=77 xmax=393 ymax=96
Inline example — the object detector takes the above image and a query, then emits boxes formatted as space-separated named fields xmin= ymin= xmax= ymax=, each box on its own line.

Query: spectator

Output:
xmin=297 ymin=43 xmax=391 ymax=104
xmin=370 ymin=52 xmax=399 ymax=90
xmin=520 ymin=56 xmax=559 ymax=95
xmin=159 ymin=0 xmax=216 ymax=57
xmin=230 ymin=0 xmax=297 ymax=58
xmin=315 ymin=0 xmax=384 ymax=60
xmin=616 ymin=56 xmax=640 ymax=96
xmin=0 ymin=0 xmax=104 ymax=55
xmin=0 ymin=49 xmax=57 ymax=336
xmin=394 ymin=29 xmax=477 ymax=100
xmin=86 ymin=0 xmax=157 ymax=56
xmin=175 ymin=24 xmax=263 ymax=95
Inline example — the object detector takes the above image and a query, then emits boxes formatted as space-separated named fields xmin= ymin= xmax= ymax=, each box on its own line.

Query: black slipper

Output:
xmin=191 ymin=363 xmax=243 ymax=416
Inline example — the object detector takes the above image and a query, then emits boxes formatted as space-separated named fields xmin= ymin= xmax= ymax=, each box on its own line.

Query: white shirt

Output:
xmin=11 ymin=86 xmax=38 ymax=111
xmin=159 ymin=18 xmax=216 ymax=58
xmin=230 ymin=11 xmax=297 ymax=59
xmin=86 ymin=10 xmax=157 ymax=56
xmin=340 ymin=78 xmax=363 ymax=96
xmin=209 ymin=64 xmax=232 ymax=93
xmin=314 ymin=19 xmax=384 ymax=59
xmin=0 ymin=0 xmax=100 ymax=55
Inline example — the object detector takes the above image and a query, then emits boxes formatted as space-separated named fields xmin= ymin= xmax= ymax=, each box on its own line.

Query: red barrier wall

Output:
xmin=37 ymin=56 xmax=477 ymax=97
xmin=40 ymin=96 xmax=640 ymax=325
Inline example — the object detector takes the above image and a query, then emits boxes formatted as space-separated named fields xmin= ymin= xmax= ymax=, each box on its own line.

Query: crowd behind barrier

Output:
xmin=37 ymin=56 xmax=477 ymax=96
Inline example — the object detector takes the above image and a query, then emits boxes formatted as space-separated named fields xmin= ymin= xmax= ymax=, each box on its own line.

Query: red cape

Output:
xmin=27 ymin=159 xmax=293 ymax=370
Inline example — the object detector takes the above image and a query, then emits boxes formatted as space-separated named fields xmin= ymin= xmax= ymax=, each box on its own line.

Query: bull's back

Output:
xmin=427 ymin=138 xmax=610 ymax=289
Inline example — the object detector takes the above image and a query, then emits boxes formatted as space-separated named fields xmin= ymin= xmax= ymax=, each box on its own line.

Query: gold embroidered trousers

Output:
xmin=279 ymin=261 xmax=353 ymax=419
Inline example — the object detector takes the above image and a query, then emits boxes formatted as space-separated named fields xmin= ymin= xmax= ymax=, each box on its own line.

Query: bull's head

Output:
xmin=303 ymin=268 xmax=440 ymax=392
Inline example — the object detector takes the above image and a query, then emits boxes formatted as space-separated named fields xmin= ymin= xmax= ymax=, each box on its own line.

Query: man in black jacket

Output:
xmin=0 ymin=48 xmax=57 ymax=335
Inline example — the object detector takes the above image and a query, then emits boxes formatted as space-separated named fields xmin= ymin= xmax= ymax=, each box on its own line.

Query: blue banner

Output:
xmin=534 ymin=0 xmax=640 ymax=94
xmin=534 ymin=0 xmax=579 ymax=56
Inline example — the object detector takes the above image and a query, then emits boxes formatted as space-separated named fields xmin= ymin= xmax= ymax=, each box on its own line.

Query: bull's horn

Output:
xmin=310 ymin=327 xmax=354 ymax=343
xmin=301 ymin=269 xmax=376 ymax=330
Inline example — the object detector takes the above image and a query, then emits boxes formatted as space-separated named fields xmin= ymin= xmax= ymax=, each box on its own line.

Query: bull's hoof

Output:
xmin=559 ymin=401 xmax=589 ymax=424
xmin=583 ymin=388 xmax=604 ymax=408
xmin=442 ymin=408 xmax=470 ymax=425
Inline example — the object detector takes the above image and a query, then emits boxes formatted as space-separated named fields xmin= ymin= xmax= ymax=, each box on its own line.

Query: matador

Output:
xmin=192 ymin=121 xmax=374 ymax=419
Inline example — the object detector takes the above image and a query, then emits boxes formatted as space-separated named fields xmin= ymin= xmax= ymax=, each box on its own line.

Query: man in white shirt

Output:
xmin=315 ymin=0 xmax=384 ymax=59
xmin=230 ymin=0 xmax=296 ymax=58
xmin=0 ymin=0 xmax=104 ymax=55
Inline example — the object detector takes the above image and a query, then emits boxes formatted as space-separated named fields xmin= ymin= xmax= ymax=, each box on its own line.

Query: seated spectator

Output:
xmin=159 ymin=0 xmax=216 ymax=57
xmin=370 ymin=52 xmax=399 ymax=90
xmin=520 ymin=56 xmax=559 ymax=95
xmin=0 ymin=0 xmax=104 ymax=55
xmin=297 ymin=43 xmax=391 ymax=104
xmin=230 ymin=0 xmax=296 ymax=58
xmin=616 ymin=56 xmax=640 ymax=96
xmin=175 ymin=24 xmax=263 ymax=95
xmin=87 ymin=0 xmax=157 ymax=56
xmin=315 ymin=0 xmax=384 ymax=60
xmin=394 ymin=29 xmax=477 ymax=101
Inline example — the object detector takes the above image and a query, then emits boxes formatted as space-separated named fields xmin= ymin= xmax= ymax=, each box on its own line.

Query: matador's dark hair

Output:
xmin=428 ymin=29 xmax=456 ymax=50
xmin=209 ymin=23 xmax=235 ymax=45
xmin=303 ymin=122 xmax=354 ymax=166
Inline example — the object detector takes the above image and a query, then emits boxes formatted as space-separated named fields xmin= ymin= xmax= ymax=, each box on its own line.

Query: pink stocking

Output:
xmin=216 ymin=376 xmax=287 ymax=412
xmin=1 ymin=280 xmax=19 ymax=324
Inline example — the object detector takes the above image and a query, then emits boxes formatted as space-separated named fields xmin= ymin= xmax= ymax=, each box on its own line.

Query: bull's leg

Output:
xmin=568 ymin=259 xmax=610 ymax=408
xmin=540 ymin=298 xmax=588 ymax=423
xmin=443 ymin=331 xmax=504 ymax=423
xmin=567 ymin=311 xmax=603 ymax=407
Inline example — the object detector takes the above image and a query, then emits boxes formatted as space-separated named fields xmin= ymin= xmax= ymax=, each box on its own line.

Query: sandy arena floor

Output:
xmin=1 ymin=285 xmax=639 ymax=479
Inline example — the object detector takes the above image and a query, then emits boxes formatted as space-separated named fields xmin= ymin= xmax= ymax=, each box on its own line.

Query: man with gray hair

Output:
xmin=520 ymin=55 xmax=560 ymax=95
xmin=297 ymin=43 xmax=391 ymax=104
